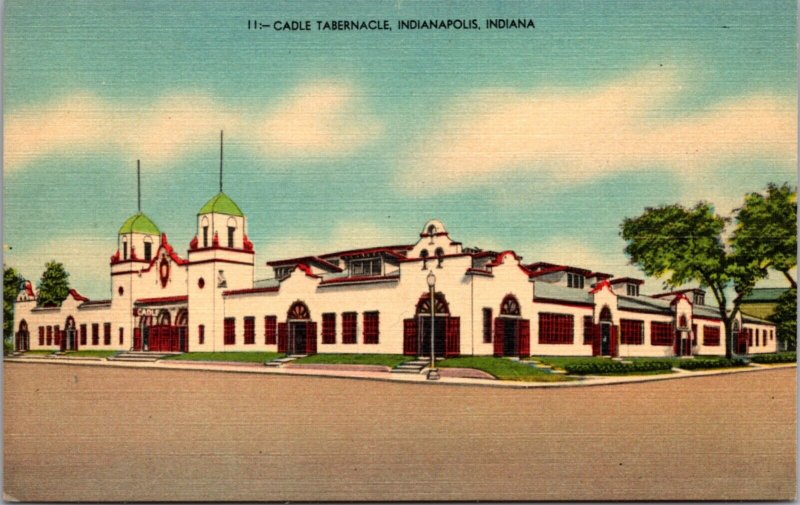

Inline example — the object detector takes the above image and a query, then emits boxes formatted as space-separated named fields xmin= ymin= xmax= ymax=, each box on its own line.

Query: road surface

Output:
xmin=4 ymin=362 xmax=796 ymax=501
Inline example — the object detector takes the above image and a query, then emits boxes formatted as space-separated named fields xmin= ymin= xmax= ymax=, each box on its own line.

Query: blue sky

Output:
xmin=3 ymin=0 xmax=797 ymax=298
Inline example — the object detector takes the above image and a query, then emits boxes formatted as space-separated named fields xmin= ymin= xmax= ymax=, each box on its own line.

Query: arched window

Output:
xmin=500 ymin=295 xmax=521 ymax=316
xmin=227 ymin=217 xmax=237 ymax=248
xmin=435 ymin=247 xmax=444 ymax=268
xmin=287 ymin=301 xmax=311 ymax=320
xmin=416 ymin=292 xmax=450 ymax=315
xmin=122 ymin=238 xmax=129 ymax=260
xmin=201 ymin=216 xmax=210 ymax=248
xmin=599 ymin=306 xmax=612 ymax=322
xmin=420 ymin=249 xmax=429 ymax=270
xmin=428 ymin=224 xmax=436 ymax=235
xmin=157 ymin=310 xmax=171 ymax=326
xmin=679 ymin=315 xmax=688 ymax=329
xmin=143 ymin=236 xmax=153 ymax=261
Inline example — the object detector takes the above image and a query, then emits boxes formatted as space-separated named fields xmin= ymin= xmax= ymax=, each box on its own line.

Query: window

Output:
xmin=420 ymin=249 xmax=429 ymax=269
xmin=203 ymin=226 xmax=209 ymax=248
xmin=350 ymin=258 xmax=381 ymax=277
xmin=363 ymin=312 xmax=379 ymax=344
xmin=620 ymin=319 xmax=644 ymax=345
xmin=103 ymin=323 xmax=111 ymax=345
xmin=46 ymin=326 xmax=52 ymax=346
xmin=567 ymin=273 xmax=584 ymax=289
xmin=123 ymin=240 xmax=128 ymax=260
xmin=342 ymin=312 xmax=357 ymax=344
xmin=227 ymin=226 xmax=235 ymax=248
xmin=244 ymin=316 xmax=255 ymax=344
xmin=322 ymin=313 xmax=336 ymax=344
xmin=119 ymin=327 xmax=124 ymax=345
xmin=748 ymin=329 xmax=753 ymax=347
xmin=626 ymin=284 xmax=639 ymax=296
xmin=224 ymin=318 xmax=235 ymax=345
xmin=538 ymin=313 xmax=574 ymax=344
xmin=650 ymin=321 xmax=673 ymax=346
xmin=38 ymin=326 xmax=44 ymax=345
xmin=92 ymin=324 xmax=99 ymax=345
xmin=435 ymin=247 xmax=444 ymax=268
xmin=54 ymin=325 xmax=61 ymax=346
xmin=80 ymin=324 xmax=87 ymax=345
xmin=694 ymin=293 xmax=705 ymax=305
xmin=198 ymin=325 xmax=205 ymax=345
xmin=264 ymin=316 xmax=277 ymax=345
xmin=482 ymin=308 xmax=492 ymax=343
xmin=692 ymin=324 xmax=698 ymax=345
xmin=144 ymin=240 xmax=152 ymax=261
xmin=583 ymin=316 xmax=594 ymax=344
xmin=703 ymin=325 xmax=721 ymax=346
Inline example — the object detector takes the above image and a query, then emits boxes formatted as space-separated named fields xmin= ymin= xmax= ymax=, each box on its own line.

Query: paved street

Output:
xmin=4 ymin=362 xmax=796 ymax=501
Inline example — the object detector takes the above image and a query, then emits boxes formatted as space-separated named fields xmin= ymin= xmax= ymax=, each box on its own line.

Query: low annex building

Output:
xmin=14 ymin=190 xmax=777 ymax=358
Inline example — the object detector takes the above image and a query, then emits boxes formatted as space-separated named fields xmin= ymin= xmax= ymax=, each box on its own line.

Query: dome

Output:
xmin=118 ymin=212 xmax=160 ymax=235
xmin=198 ymin=192 xmax=244 ymax=217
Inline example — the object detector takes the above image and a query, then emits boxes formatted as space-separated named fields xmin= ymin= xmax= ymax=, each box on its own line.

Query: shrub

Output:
xmin=677 ymin=358 xmax=748 ymax=370
xmin=564 ymin=360 xmax=673 ymax=375
xmin=750 ymin=352 xmax=796 ymax=364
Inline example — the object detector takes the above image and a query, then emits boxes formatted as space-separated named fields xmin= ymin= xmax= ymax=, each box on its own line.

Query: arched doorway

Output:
xmin=594 ymin=306 xmax=616 ymax=357
xmin=175 ymin=309 xmax=188 ymax=352
xmin=134 ymin=314 xmax=153 ymax=351
xmin=16 ymin=320 xmax=29 ymax=352
xmin=403 ymin=292 xmax=460 ymax=357
xmin=675 ymin=315 xmax=692 ymax=357
xmin=278 ymin=301 xmax=317 ymax=355
xmin=493 ymin=295 xmax=530 ymax=358
xmin=61 ymin=316 xmax=78 ymax=352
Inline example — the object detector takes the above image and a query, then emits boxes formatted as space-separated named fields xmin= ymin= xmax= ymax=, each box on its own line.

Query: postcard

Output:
xmin=3 ymin=0 xmax=796 ymax=501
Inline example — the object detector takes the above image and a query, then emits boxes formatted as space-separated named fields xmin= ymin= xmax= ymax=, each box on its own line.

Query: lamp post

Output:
xmin=427 ymin=271 xmax=440 ymax=380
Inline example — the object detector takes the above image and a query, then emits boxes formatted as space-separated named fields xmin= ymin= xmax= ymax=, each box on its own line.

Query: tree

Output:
xmin=3 ymin=266 xmax=24 ymax=341
xmin=731 ymin=183 xmax=797 ymax=288
xmin=37 ymin=261 xmax=70 ymax=307
xmin=769 ymin=289 xmax=796 ymax=351
xmin=620 ymin=202 xmax=760 ymax=359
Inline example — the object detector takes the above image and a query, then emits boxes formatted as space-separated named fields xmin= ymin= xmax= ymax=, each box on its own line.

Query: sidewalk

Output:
xmin=4 ymin=355 xmax=795 ymax=389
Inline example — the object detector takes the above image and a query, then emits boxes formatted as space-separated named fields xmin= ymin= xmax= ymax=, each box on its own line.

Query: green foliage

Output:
xmin=4 ymin=267 xmax=24 ymax=340
xmin=731 ymin=183 xmax=797 ymax=288
xmin=749 ymin=352 xmax=796 ymax=364
xmin=4 ymin=339 xmax=13 ymax=356
xmin=677 ymin=358 xmax=748 ymax=370
xmin=620 ymin=202 xmax=730 ymax=289
xmin=437 ymin=357 xmax=576 ymax=382
xmin=164 ymin=352 xmax=284 ymax=362
xmin=292 ymin=354 xmax=411 ymax=368
xmin=36 ymin=261 xmax=70 ymax=307
xmin=768 ymin=289 xmax=796 ymax=351
xmin=563 ymin=360 xmax=673 ymax=375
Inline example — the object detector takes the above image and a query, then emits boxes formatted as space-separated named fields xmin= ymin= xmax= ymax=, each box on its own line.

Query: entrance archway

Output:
xmin=61 ymin=316 xmax=78 ymax=352
xmin=492 ymin=295 xmax=530 ymax=358
xmin=279 ymin=301 xmax=317 ymax=355
xmin=675 ymin=315 xmax=692 ymax=357
xmin=594 ymin=306 xmax=617 ymax=357
xmin=403 ymin=292 xmax=460 ymax=357
xmin=16 ymin=320 xmax=29 ymax=352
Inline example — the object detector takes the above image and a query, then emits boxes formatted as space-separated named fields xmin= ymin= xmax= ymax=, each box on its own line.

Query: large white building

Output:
xmin=13 ymin=188 xmax=777 ymax=358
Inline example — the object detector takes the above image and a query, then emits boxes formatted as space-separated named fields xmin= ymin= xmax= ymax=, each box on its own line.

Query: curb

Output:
xmin=3 ymin=357 xmax=795 ymax=389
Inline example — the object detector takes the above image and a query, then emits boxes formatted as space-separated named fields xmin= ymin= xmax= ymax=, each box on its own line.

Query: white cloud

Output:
xmin=4 ymin=81 xmax=383 ymax=172
xmin=394 ymin=66 xmax=796 ymax=194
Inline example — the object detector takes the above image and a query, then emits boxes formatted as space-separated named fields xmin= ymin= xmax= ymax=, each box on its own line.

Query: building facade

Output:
xmin=14 ymin=190 xmax=778 ymax=358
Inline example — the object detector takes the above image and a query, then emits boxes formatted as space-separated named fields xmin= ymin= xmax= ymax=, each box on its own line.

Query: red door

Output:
xmin=610 ymin=325 xmax=619 ymax=357
xmin=403 ymin=319 xmax=417 ymax=356
xmin=133 ymin=328 xmax=142 ymax=351
xmin=518 ymin=319 xmax=530 ymax=357
xmin=277 ymin=323 xmax=288 ymax=353
xmin=445 ymin=317 xmax=460 ymax=357
xmin=591 ymin=323 xmax=601 ymax=356
xmin=306 ymin=322 xmax=317 ymax=355
xmin=493 ymin=318 xmax=504 ymax=356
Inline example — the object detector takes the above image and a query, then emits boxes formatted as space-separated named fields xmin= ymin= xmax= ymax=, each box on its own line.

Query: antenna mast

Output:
xmin=219 ymin=130 xmax=224 ymax=193
xmin=137 ymin=160 xmax=141 ymax=212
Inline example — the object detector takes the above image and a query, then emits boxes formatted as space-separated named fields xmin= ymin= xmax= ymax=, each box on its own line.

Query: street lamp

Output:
xmin=426 ymin=271 xmax=440 ymax=381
